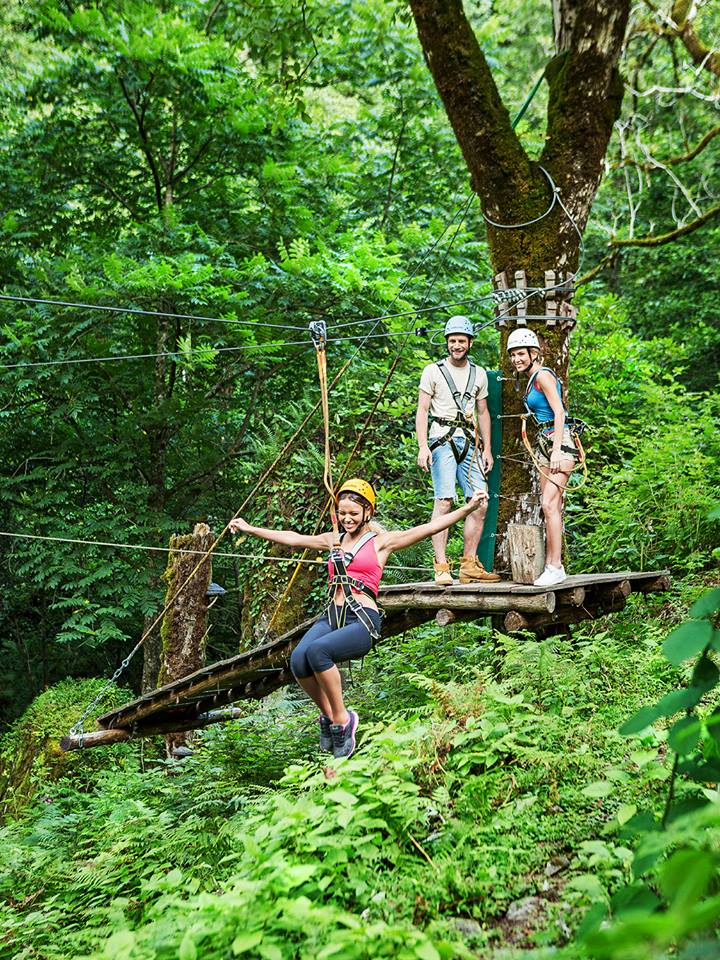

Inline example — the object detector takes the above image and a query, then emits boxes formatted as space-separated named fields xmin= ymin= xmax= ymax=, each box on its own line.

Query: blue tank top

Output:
xmin=524 ymin=368 xmax=565 ymax=424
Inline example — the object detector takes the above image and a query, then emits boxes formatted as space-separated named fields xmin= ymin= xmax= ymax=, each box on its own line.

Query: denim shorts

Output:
xmin=430 ymin=436 xmax=488 ymax=500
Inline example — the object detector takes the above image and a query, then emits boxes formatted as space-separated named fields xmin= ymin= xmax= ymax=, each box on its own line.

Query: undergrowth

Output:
xmin=3 ymin=581 xmax=719 ymax=959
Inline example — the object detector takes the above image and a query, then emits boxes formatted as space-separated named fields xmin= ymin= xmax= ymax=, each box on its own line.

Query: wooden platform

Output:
xmin=62 ymin=570 xmax=669 ymax=749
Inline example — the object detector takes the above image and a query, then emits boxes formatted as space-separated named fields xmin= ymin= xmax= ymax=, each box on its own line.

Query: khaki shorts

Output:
xmin=536 ymin=426 xmax=579 ymax=467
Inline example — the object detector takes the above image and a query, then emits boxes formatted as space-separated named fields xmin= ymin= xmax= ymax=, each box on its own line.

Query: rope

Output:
xmin=309 ymin=321 xmax=340 ymax=545
xmin=520 ymin=415 xmax=588 ymax=493
xmin=0 ymin=292 xmax=308 ymax=331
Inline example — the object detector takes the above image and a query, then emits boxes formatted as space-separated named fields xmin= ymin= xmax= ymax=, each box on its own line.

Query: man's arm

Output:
xmin=416 ymin=389 xmax=433 ymax=471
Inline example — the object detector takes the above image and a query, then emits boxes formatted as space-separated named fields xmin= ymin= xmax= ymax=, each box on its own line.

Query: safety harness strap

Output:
xmin=325 ymin=532 xmax=382 ymax=643
xmin=436 ymin=359 xmax=477 ymax=415
xmin=429 ymin=361 xmax=479 ymax=461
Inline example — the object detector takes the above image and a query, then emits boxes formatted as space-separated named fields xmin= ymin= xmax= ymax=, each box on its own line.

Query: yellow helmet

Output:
xmin=337 ymin=478 xmax=376 ymax=510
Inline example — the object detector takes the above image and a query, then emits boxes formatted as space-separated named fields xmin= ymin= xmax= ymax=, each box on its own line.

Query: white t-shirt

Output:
xmin=419 ymin=361 xmax=489 ymax=439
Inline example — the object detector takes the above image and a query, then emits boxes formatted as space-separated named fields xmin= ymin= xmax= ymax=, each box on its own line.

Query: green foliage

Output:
xmin=0 ymin=678 xmax=133 ymax=819
xmin=569 ymin=296 xmax=720 ymax=573
xmin=0 ymin=590 xmax=696 ymax=959
xmin=576 ymin=583 xmax=720 ymax=958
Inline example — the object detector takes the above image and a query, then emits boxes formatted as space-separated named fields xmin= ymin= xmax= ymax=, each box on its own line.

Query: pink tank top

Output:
xmin=327 ymin=533 xmax=382 ymax=597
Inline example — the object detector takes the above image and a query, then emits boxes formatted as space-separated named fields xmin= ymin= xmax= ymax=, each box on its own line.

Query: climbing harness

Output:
xmin=519 ymin=366 xmax=588 ymax=492
xmin=325 ymin=531 xmax=383 ymax=644
xmin=428 ymin=359 xmax=484 ymax=468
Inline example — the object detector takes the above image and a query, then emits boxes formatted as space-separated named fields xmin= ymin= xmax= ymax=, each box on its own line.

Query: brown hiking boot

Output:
xmin=433 ymin=561 xmax=454 ymax=586
xmin=459 ymin=556 xmax=501 ymax=584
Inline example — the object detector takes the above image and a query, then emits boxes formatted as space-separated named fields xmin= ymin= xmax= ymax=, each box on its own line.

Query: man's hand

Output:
xmin=482 ymin=450 xmax=494 ymax=475
xmin=417 ymin=444 xmax=433 ymax=472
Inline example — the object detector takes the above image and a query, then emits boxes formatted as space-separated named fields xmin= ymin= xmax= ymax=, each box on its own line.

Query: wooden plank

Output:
xmin=60 ymin=708 xmax=244 ymax=751
xmin=544 ymin=270 xmax=557 ymax=323
xmin=506 ymin=524 xmax=545 ymax=584
xmin=514 ymin=270 xmax=527 ymax=322
xmin=381 ymin=590 xmax=555 ymax=614
xmin=378 ymin=570 xmax=670 ymax=595
xmin=493 ymin=271 xmax=509 ymax=325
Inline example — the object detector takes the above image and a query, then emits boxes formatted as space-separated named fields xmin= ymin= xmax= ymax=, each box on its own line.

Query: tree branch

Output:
xmin=406 ymin=0 xmax=531 ymax=211
xmin=670 ymin=0 xmax=720 ymax=78
xmin=611 ymin=200 xmax=720 ymax=246
xmin=116 ymin=73 xmax=165 ymax=216
xmin=613 ymin=123 xmax=720 ymax=170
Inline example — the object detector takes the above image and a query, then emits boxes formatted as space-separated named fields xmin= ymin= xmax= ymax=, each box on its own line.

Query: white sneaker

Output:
xmin=534 ymin=564 xmax=567 ymax=587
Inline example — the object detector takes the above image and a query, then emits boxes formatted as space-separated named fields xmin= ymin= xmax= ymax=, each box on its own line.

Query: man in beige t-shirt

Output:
xmin=415 ymin=316 xmax=500 ymax=585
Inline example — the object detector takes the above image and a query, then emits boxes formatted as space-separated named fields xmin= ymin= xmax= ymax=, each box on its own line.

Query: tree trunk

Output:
xmin=407 ymin=0 xmax=630 ymax=564
xmin=158 ymin=522 xmax=214 ymax=756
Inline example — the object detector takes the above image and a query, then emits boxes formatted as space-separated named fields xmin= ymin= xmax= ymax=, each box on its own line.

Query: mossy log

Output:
xmin=158 ymin=523 xmax=214 ymax=756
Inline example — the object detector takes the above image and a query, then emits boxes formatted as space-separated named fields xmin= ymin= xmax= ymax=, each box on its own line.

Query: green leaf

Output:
xmin=619 ymin=704 xmax=660 ymax=735
xmin=662 ymin=620 xmax=713 ymax=665
xmin=617 ymin=804 xmax=637 ymax=826
xmin=415 ymin=942 xmax=441 ymax=960
xmin=691 ymin=655 xmax=719 ymax=694
xmin=668 ymin=716 xmax=701 ymax=755
xmin=705 ymin=705 xmax=720 ymax=745
xmin=582 ymin=781 xmax=614 ymax=798
xmin=179 ymin=935 xmax=197 ymax=960
xmin=655 ymin=687 xmax=704 ymax=716
xmin=660 ymin=849 xmax=715 ymax=911
xmin=233 ymin=931 xmax=264 ymax=955
xmin=689 ymin=588 xmax=720 ymax=619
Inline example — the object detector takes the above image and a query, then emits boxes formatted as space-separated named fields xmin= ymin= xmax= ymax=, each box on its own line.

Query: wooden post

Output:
xmin=159 ymin=522 xmax=215 ymax=758
xmin=493 ymin=271 xmax=509 ymax=326
xmin=506 ymin=524 xmax=545 ymax=584
xmin=514 ymin=270 xmax=527 ymax=323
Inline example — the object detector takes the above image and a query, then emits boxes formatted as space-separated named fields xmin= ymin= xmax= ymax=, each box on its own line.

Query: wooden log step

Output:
xmin=60 ymin=708 xmax=244 ymax=751
xmin=382 ymin=590 xmax=555 ymax=614
xmin=503 ymin=595 xmax=628 ymax=633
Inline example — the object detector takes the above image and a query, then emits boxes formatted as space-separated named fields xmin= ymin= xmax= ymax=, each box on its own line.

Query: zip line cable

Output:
xmin=0 ymin=530 xmax=428 ymax=573
xmin=0 ymin=338 xmax=312 ymax=371
xmin=0 ymin=292 xmax=308 ymax=331
xmin=0 ymin=288 xmax=557 ymax=372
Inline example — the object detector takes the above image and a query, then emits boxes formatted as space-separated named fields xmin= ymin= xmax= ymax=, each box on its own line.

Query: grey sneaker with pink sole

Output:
xmin=330 ymin=710 xmax=358 ymax=759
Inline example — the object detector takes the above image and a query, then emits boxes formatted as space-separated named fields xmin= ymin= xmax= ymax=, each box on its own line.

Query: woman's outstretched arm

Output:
xmin=229 ymin=517 xmax=332 ymax=551
xmin=376 ymin=490 xmax=487 ymax=559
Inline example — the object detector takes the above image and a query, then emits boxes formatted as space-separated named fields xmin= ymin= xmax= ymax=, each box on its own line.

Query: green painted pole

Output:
xmin=477 ymin=371 xmax=502 ymax=572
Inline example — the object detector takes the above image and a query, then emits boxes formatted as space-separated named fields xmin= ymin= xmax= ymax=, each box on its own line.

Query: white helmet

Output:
xmin=507 ymin=328 xmax=540 ymax=353
xmin=444 ymin=315 xmax=474 ymax=338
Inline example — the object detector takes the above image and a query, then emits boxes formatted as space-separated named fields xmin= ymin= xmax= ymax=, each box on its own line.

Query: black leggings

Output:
xmin=290 ymin=605 xmax=381 ymax=679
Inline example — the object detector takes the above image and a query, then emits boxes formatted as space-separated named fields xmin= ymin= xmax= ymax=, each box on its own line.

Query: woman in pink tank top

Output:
xmin=230 ymin=479 xmax=486 ymax=759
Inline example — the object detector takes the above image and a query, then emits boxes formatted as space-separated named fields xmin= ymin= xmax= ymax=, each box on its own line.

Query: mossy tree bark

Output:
xmin=407 ymin=0 xmax=629 ymax=562
xmin=158 ymin=522 xmax=214 ymax=756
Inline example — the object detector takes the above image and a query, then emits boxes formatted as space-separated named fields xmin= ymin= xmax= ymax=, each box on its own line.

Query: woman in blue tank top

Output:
xmin=507 ymin=328 xmax=579 ymax=587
